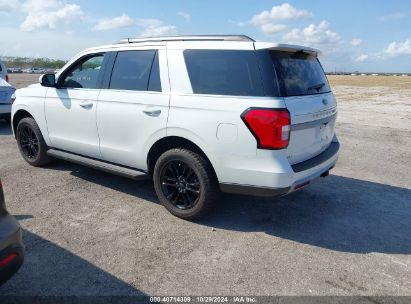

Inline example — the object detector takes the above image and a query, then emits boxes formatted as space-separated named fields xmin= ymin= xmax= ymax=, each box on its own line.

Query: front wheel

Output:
xmin=16 ymin=117 xmax=51 ymax=166
xmin=153 ymin=148 xmax=219 ymax=220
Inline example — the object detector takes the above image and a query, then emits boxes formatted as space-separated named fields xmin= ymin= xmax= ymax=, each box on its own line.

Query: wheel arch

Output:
xmin=147 ymin=136 xmax=218 ymax=182
xmin=12 ymin=109 xmax=34 ymax=137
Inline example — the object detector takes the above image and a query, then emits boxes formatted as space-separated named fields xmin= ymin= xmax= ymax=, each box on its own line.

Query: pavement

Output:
xmin=0 ymin=79 xmax=410 ymax=296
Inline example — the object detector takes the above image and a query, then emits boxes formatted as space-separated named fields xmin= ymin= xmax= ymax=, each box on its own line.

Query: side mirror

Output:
xmin=39 ymin=73 xmax=56 ymax=87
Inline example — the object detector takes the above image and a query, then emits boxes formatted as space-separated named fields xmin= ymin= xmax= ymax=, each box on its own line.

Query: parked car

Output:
xmin=0 ymin=178 xmax=24 ymax=286
xmin=0 ymin=60 xmax=9 ymax=82
xmin=0 ymin=78 xmax=16 ymax=123
xmin=11 ymin=35 xmax=339 ymax=220
xmin=30 ymin=68 xmax=45 ymax=74
xmin=9 ymin=68 xmax=23 ymax=74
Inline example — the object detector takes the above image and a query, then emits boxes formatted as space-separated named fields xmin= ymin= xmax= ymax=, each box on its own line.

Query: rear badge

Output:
xmin=322 ymin=99 xmax=329 ymax=105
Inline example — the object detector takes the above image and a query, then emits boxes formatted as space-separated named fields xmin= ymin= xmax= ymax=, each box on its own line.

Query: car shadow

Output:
xmin=0 ymin=228 xmax=145 ymax=296
xmin=0 ymin=121 xmax=12 ymax=136
xmin=47 ymin=161 xmax=159 ymax=204
xmin=46 ymin=160 xmax=411 ymax=255
xmin=200 ymin=175 xmax=411 ymax=255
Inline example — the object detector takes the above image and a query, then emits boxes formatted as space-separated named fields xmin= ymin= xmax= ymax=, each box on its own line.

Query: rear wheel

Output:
xmin=16 ymin=117 xmax=51 ymax=166
xmin=153 ymin=148 xmax=219 ymax=220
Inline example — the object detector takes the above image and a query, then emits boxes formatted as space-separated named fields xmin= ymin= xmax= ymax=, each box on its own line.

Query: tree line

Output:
xmin=1 ymin=57 xmax=67 ymax=69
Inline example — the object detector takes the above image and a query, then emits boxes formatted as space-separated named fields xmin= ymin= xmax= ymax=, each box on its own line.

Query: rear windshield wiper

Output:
xmin=307 ymin=83 xmax=325 ymax=91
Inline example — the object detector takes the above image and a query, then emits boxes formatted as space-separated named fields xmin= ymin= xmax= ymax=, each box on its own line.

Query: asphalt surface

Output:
xmin=0 ymin=81 xmax=410 ymax=296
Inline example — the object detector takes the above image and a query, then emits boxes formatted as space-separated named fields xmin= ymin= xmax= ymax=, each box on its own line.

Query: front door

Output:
xmin=45 ymin=54 xmax=106 ymax=158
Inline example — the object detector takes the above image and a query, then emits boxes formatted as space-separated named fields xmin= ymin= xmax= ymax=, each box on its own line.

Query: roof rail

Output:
xmin=117 ymin=35 xmax=255 ymax=44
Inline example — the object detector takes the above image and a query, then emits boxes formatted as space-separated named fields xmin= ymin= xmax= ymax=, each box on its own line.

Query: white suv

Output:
xmin=12 ymin=35 xmax=339 ymax=219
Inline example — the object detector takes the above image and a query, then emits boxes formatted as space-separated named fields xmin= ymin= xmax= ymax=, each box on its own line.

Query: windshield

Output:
xmin=262 ymin=51 xmax=331 ymax=97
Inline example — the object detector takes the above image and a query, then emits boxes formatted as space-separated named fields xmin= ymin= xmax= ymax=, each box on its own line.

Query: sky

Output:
xmin=0 ymin=0 xmax=410 ymax=72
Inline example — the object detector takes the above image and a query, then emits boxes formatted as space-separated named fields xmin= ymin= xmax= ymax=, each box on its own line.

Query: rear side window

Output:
xmin=184 ymin=50 xmax=264 ymax=96
xmin=268 ymin=51 xmax=331 ymax=96
xmin=109 ymin=50 xmax=161 ymax=92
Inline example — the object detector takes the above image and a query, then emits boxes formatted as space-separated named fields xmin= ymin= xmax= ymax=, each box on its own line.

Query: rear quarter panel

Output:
xmin=166 ymin=47 xmax=289 ymax=184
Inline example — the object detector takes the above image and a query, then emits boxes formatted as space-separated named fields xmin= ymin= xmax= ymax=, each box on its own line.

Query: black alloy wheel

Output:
xmin=160 ymin=160 xmax=201 ymax=210
xmin=16 ymin=117 xmax=51 ymax=166
xmin=153 ymin=148 xmax=219 ymax=220
xmin=18 ymin=125 xmax=39 ymax=160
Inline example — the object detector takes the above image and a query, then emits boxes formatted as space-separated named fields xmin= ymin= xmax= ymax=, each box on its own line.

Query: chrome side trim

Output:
xmin=291 ymin=113 xmax=337 ymax=131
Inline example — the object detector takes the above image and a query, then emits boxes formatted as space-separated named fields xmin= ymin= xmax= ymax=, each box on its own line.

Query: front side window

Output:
xmin=61 ymin=54 xmax=104 ymax=89
xmin=109 ymin=50 xmax=161 ymax=92
xmin=183 ymin=50 xmax=265 ymax=97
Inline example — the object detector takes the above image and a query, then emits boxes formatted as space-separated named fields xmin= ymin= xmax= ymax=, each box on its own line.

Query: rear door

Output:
xmin=97 ymin=49 xmax=170 ymax=170
xmin=256 ymin=48 xmax=337 ymax=165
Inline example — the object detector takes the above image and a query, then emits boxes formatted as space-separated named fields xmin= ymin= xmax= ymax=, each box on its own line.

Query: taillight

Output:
xmin=5 ymin=75 xmax=9 ymax=82
xmin=241 ymin=108 xmax=290 ymax=149
xmin=0 ymin=253 xmax=18 ymax=268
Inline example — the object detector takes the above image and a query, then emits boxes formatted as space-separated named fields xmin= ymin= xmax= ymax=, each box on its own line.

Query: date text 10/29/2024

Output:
xmin=150 ymin=296 xmax=257 ymax=303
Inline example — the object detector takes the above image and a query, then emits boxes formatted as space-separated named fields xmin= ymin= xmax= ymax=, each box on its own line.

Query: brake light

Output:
xmin=5 ymin=75 xmax=9 ymax=82
xmin=242 ymin=108 xmax=290 ymax=149
xmin=0 ymin=253 xmax=17 ymax=268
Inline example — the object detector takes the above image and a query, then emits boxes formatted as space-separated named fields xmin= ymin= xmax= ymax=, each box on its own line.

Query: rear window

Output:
xmin=183 ymin=50 xmax=265 ymax=96
xmin=266 ymin=51 xmax=331 ymax=97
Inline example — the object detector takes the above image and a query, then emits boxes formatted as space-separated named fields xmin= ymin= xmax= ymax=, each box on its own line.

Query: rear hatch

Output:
xmin=256 ymin=46 xmax=337 ymax=165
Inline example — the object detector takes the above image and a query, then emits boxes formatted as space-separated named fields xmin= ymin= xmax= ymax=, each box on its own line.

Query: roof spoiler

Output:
xmin=254 ymin=42 xmax=321 ymax=56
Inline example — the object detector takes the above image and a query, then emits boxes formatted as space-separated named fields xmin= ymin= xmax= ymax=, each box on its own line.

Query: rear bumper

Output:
xmin=291 ymin=141 xmax=339 ymax=173
xmin=0 ymin=214 xmax=24 ymax=286
xmin=220 ymin=140 xmax=339 ymax=197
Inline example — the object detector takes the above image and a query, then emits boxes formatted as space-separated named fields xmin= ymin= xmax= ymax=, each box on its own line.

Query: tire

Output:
xmin=16 ymin=117 xmax=51 ymax=167
xmin=153 ymin=148 xmax=219 ymax=220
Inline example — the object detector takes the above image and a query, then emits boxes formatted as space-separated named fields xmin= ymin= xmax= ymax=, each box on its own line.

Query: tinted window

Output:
xmin=184 ymin=50 xmax=264 ymax=96
xmin=61 ymin=54 xmax=104 ymax=89
xmin=148 ymin=52 xmax=161 ymax=92
xmin=110 ymin=50 xmax=159 ymax=91
xmin=269 ymin=51 xmax=330 ymax=96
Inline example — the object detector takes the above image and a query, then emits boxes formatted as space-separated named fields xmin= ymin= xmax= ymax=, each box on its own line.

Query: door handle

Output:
xmin=80 ymin=102 xmax=93 ymax=109
xmin=143 ymin=109 xmax=161 ymax=117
